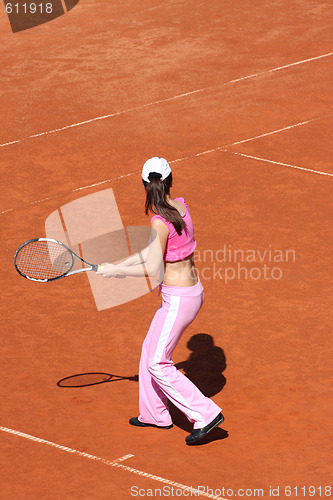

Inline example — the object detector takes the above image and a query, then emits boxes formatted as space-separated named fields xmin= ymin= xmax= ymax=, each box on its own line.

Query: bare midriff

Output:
xmin=163 ymin=253 xmax=198 ymax=287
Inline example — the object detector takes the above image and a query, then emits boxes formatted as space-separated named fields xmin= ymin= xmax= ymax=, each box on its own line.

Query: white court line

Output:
xmin=224 ymin=114 xmax=332 ymax=147
xmin=226 ymin=51 xmax=333 ymax=84
xmin=171 ymin=114 xmax=333 ymax=176
xmin=1 ymin=114 xmax=331 ymax=215
xmin=0 ymin=426 xmax=226 ymax=500
xmin=0 ymin=171 xmax=138 ymax=215
xmin=0 ymin=51 xmax=332 ymax=148
xmin=0 ymin=426 xmax=133 ymax=465
xmin=227 ymin=151 xmax=333 ymax=177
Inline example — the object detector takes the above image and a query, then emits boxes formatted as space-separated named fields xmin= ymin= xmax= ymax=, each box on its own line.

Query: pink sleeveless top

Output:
xmin=151 ymin=197 xmax=197 ymax=262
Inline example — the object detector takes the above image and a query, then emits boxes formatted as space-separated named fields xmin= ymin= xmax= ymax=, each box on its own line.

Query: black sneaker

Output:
xmin=129 ymin=417 xmax=173 ymax=429
xmin=185 ymin=413 xmax=224 ymax=445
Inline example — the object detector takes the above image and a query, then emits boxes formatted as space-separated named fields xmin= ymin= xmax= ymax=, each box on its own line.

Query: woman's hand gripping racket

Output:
xmin=14 ymin=238 xmax=105 ymax=282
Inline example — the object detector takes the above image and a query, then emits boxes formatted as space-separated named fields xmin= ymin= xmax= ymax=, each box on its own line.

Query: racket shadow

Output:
xmin=57 ymin=372 xmax=138 ymax=388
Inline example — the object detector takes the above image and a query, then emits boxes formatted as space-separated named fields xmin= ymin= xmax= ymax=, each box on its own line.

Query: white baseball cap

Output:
xmin=142 ymin=157 xmax=172 ymax=183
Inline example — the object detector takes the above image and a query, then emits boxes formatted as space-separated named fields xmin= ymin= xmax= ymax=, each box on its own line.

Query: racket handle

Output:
xmin=94 ymin=265 xmax=126 ymax=277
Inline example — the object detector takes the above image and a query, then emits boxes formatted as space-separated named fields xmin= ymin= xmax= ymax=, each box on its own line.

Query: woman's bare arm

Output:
xmin=97 ymin=219 xmax=169 ymax=278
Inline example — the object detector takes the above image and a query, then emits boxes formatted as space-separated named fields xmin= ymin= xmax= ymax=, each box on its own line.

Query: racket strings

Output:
xmin=15 ymin=241 xmax=73 ymax=280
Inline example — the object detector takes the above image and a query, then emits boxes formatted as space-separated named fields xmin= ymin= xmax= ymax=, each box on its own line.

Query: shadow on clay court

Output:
xmin=56 ymin=333 xmax=228 ymax=444
xmin=175 ymin=333 xmax=227 ymax=397
xmin=57 ymin=373 xmax=138 ymax=387
xmin=170 ymin=333 xmax=228 ymax=444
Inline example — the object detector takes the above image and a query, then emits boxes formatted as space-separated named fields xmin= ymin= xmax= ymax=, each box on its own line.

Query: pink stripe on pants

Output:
xmin=138 ymin=278 xmax=222 ymax=429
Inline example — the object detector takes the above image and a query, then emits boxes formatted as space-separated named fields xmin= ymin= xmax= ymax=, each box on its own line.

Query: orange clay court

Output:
xmin=1 ymin=1 xmax=332 ymax=499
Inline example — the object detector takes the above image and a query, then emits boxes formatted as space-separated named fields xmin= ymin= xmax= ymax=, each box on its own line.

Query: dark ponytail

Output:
xmin=143 ymin=172 xmax=187 ymax=236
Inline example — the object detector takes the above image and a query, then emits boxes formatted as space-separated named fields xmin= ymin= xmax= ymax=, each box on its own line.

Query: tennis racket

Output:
xmin=14 ymin=238 xmax=101 ymax=282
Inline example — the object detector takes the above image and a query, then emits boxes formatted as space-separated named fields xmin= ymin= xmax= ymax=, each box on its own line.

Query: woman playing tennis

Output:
xmin=97 ymin=157 xmax=224 ymax=444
